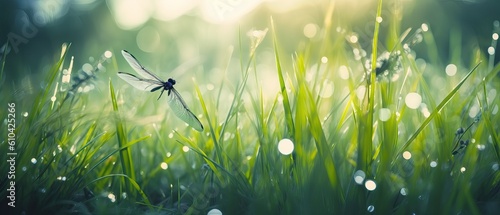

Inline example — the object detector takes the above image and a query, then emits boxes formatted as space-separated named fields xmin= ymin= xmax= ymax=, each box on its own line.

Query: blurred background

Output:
xmin=1 ymin=0 xmax=499 ymax=89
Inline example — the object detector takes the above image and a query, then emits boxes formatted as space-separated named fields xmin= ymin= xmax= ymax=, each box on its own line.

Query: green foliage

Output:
xmin=1 ymin=4 xmax=500 ymax=215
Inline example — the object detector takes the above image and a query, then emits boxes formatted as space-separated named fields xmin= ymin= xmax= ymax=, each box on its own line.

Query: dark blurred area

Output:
xmin=1 ymin=0 xmax=499 ymax=88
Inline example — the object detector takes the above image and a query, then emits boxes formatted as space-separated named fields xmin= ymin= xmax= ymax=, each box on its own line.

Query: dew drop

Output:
xmin=367 ymin=205 xmax=375 ymax=212
xmin=365 ymin=180 xmax=377 ymax=191
xmin=488 ymin=46 xmax=495 ymax=55
xmin=376 ymin=16 xmax=383 ymax=23
xmin=445 ymin=64 xmax=457 ymax=76
xmin=108 ymin=193 xmax=116 ymax=202
xmin=379 ymin=108 xmax=391 ymax=121
xmin=400 ymin=188 xmax=408 ymax=196
xmin=353 ymin=170 xmax=366 ymax=184
xmin=405 ymin=93 xmax=422 ymax=109
xmin=207 ymin=209 xmax=223 ymax=215
xmin=278 ymin=138 xmax=294 ymax=155
xmin=104 ymin=50 xmax=113 ymax=58
xmin=430 ymin=161 xmax=437 ymax=168
xmin=338 ymin=65 xmax=349 ymax=80
xmin=421 ymin=23 xmax=429 ymax=32
xmin=31 ymin=158 xmax=37 ymax=164
xmin=403 ymin=151 xmax=412 ymax=160
xmin=493 ymin=33 xmax=499 ymax=41
xmin=460 ymin=167 xmax=466 ymax=173
xmin=160 ymin=162 xmax=168 ymax=170
xmin=182 ymin=146 xmax=190 ymax=152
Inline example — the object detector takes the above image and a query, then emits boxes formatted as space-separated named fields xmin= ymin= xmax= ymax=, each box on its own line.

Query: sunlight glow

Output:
xmin=405 ymin=93 xmax=422 ymax=109
xmin=460 ymin=167 xmax=466 ymax=173
xmin=365 ymin=180 xmax=377 ymax=191
xmin=376 ymin=16 xmax=383 ymax=23
xmin=31 ymin=158 xmax=37 ymax=164
xmin=278 ymin=138 xmax=294 ymax=155
xmin=182 ymin=146 xmax=190 ymax=152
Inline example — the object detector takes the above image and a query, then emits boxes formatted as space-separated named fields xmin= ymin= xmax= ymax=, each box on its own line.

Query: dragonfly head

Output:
xmin=167 ymin=78 xmax=176 ymax=85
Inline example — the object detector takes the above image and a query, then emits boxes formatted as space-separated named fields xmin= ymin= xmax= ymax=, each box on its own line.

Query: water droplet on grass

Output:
xmin=31 ymin=158 xmax=37 ymax=164
xmin=160 ymin=162 xmax=168 ymax=170
xmin=278 ymin=138 xmax=294 ymax=155
xmin=403 ymin=151 xmax=412 ymax=160
xmin=354 ymin=170 xmax=365 ymax=184
xmin=379 ymin=108 xmax=391 ymax=121
xmin=400 ymin=188 xmax=408 ymax=196
xmin=430 ymin=161 xmax=437 ymax=168
xmin=207 ymin=209 xmax=222 ymax=215
xmin=182 ymin=146 xmax=190 ymax=152
xmin=445 ymin=64 xmax=457 ymax=76
xmin=367 ymin=205 xmax=375 ymax=212
xmin=405 ymin=93 xmax=422 ymax=109
xmin=365 ymin=180 xmax=377 ymax=191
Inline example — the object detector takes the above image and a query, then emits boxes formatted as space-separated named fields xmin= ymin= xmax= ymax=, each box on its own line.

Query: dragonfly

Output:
xmin=118 ymin=50 xmax=204 ymax=132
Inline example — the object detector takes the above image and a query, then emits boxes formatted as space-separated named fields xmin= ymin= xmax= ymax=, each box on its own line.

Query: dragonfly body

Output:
xmin=118 ymin=50 xmax=203 ymax=132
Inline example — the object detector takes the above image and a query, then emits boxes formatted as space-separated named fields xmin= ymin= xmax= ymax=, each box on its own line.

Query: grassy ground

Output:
xmin=1 ymin=3 xmax=500 ymax=215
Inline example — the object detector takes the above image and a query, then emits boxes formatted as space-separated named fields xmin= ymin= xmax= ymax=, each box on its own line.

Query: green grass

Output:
xmin=2 ymin=5 xmax=500 ymax=215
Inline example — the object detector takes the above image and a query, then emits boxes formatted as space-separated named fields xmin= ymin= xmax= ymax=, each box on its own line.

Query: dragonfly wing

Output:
xmin=117 ymin=72 xmax=163 ymax=91
xmin=121 ymin=50 xmax=164 ymax=81
xmin=167 ymin=88 xmax=203 ymax=131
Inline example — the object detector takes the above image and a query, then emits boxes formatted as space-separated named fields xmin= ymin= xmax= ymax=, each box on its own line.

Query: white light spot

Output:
xmin=108 ymin=193 xmax=116 ymax=202
xmin=109 ymin=0 xmax=151 ymax=30
xmin=166 ymin=152 xmax=172 ymax=157
xmin=376 ymin=16 xmax=383 ymax=23
xmin=104 ymin=50 xmax=113 ymax=59
xmin=493 ymin=105 xmax=498 ymax=115
xmin=339 ymin=65 xmax=349 ymax=80
xmin=469 ymin=105 xmax=480 ymax=118
xmin=400 ymin=188 xmax=408 ymax=196
xmin=445 ymin=64 xmax=457 ymax=76
xmin=278 ymin=138 xmax=294 ymax=155
xmin=430 ymin=161 xmax=437 ymax=168
xmin=367 ymin=205 xmax=375 ymax=212
xmin=356 ymin=85 xmax=366 ymax=100
xmin=317 ymin=80 xmax=334 ymax=98
xmin=321 ymin=56 xmax=328 ymax=64
xmin=421 ymin=23 xmax=429 ymax=32
xmin=493 ymin=33 xmax=499 ymax=41
xmin=405 ymin=93 xmax=422 ymax=109
xmin=22 ymin=112 xmax=29 ymax=117
xmin=349 ymin=35 xmax=358 ymax=43
xmin=379 ymin=108 xmax=391 ymax=121
xmin=353 ymin=170 xmax=366 ymax=185
xmin=403 ymin=151 xmax=412 ymax=160
xmin=31 ymin=158 xmax=37 ymax=164
xmin=488 ymin=46 xmax=495 ymax=55
xmin=492 ymin=163 xmax=499 ymax=171
xmin=160 ymin=162 xmax=168 ymax=170
xmin=365 ymin=180 xmax=377 ymax=191
xmin=460 ymin=167 xmax=466 ymax=173
xmin=182 ymin=146 xmax=190 ymax=152
xmin=476 ymin=144 xmax=485 ymax=150
xmin=207 ymin=209 xmax=222 ymax=215
xmin=303 ymin=23 xmax=318 ymax=38
xmin=51 ymin=96 xmax=56 ymax=102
